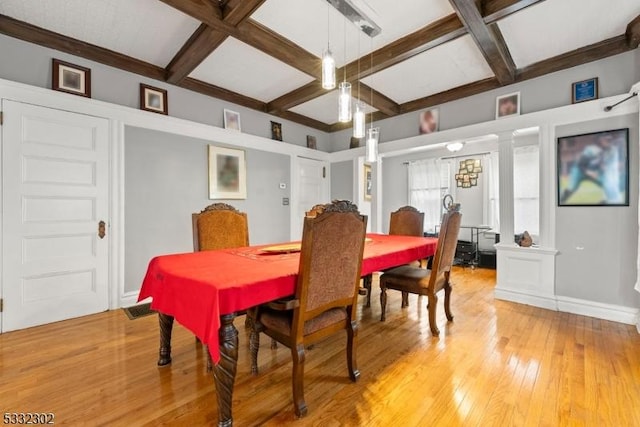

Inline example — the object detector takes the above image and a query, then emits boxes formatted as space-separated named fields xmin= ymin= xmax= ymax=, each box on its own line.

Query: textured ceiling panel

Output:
xmin=0 ymin=0 xmax=200 ymax=66
xmin=499 ymin=0 xmax=640 ymax=68
xmin=361 ymin=35 xmax=494 ymax=104
xmin=189 ymin=37 xmax=316 ymax=103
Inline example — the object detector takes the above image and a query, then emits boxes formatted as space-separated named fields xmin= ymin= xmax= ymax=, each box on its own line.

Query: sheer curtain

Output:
xmin=408 ymin=158 xmax=445 ymax=233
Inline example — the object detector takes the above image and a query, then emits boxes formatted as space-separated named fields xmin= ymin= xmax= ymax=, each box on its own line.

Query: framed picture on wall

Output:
xmin=364 ymin=164 xmax=372 ymax=201
xmin=208 ymin=145 xmax=247 ymax=199
xmin=306 ymin=135 xmax=317 ymax=149
xmin=139 ymin=84 xmax=168 ymax=115
xmin=557 ymin=128 xmax=629 ymax=206
xmin=419 ymin=108 xmax=439 ymax=134
xmin=224 ymin=109 xmax=241 ymax=131
xmin=495 ymin=92 xmax=520 ymax=119
xmin=52 ymin=58 xmax=91 ymax=97
xmin=271 ymin=121 xmax=283 ymax=141
xmin=572 ymin=77 xmax=599 ymax=103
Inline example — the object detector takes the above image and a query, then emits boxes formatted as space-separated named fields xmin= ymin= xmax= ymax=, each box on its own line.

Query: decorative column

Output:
xmin=497 ymin=131 xmax=515 ymax=244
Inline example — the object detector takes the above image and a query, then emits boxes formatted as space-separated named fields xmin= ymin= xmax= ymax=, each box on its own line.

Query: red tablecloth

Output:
xmin=138 ymin=233 xmax=437 ymax=362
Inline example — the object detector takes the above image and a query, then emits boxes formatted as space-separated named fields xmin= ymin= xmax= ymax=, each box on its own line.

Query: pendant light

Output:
xmin=337 ymin=15 xmax=351 ymax=123
xmin=365 ymin=37 xmax=378 ymax=162
xmin=321 ymin=3 xmax=335 ymax=90
xmin=353 ymin=33 xmax=365 ymax=138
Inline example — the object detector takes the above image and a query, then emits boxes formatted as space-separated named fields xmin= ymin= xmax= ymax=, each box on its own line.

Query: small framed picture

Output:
xmin=224 ymin=109 xmax=241 ymax=131
xmin=271 ymin=121 xmax=282 ymax=141
xmin=496 ymin=92 xmax=520 ymax=119
xmin=350 ymin=136 xmax=361 ymax=149
xmin=140 ymin=84 xmax=168 ymax=115
xmin=364 ymin=164 xmax=372 ymax=201
xmin=572 ymin=77 xmax=599 ymax=104
xmin=52 ymin=58 xmax=91 ymax=97
xmin=306 ymin=135 xmax=317 ymax=149
xmin=419 ymin=108 xmax=439 ymax=134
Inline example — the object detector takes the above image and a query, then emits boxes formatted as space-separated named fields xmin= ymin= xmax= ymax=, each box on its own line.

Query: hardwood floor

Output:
xmin=1 ymin=267 xmax=639 ymax=426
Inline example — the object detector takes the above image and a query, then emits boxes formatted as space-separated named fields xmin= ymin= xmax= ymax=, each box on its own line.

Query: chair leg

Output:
xmin=346 ymin=320 xmax=360 ymax=382
xmin=444 ymin=282 xmax=454 ymax=322
xmin=428 ymin=293 xmax=440 ymax=336
xmin=291 ymin=343 xmax=308 ymax=417
xmin=401 ymin=291 xmax=409 ymax=308
xmin=380 ymin=285 xmax=387 ymax=321
xmin=363 ymin=274 xmax=372 ymax=308
xmin=249 ymin=326 xmax=260 ymax=375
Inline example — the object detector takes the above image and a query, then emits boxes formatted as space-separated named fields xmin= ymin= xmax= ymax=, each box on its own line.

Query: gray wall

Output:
xmin=330 ymin=160 xmax=354 ymax=201
xmin=555 ymin=115 xmax=639 ymax=306
xmin=0 ymin=34 xmax=331 ymax=152
xmin=124 ymin=126 xmax=290 ymax=293
xmin=330 ymin=50 xmax=639 ymax=151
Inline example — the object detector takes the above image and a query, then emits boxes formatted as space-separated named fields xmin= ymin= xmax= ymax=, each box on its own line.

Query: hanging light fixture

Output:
xmin=353 ymin=102 xmax=365 ymax=138
xmin=321 ymin=3 xmax=335 ymax=90
xmin=366 ymin=127 xmax=379 ymax=162
xmin=353 ymin=33 xmax=365 ymax=138
xmin=365 ymin=36 xmax=379 ymax=162
xmin=337 ymin=15 xmax=351 ymax=123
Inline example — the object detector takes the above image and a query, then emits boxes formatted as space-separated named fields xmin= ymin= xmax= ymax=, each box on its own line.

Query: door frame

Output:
xmin=290 ymin=155 xmax=331 ymax=240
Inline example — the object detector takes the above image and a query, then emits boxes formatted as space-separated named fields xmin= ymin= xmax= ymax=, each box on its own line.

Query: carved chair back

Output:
xmin=192 ymin=203 xmax=249 ymax=252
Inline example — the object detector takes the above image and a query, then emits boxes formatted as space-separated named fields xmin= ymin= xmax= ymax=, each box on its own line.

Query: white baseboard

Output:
xmin=494 ymin=287 xmax=558 ymax=311
xmin=556 ymin=296 xmax=638 ymax=325
xmin=495 ymin=287 xmax=639 ymax=326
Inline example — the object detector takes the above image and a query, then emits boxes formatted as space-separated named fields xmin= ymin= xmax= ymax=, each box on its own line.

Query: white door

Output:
xmin=293 ymin=157 xmax=329 ymax=239
xmin=1 ymin=100 xmax=109 ymax=332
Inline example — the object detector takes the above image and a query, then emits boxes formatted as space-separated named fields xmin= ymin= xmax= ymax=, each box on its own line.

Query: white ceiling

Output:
xmin=0 ymin=0 xmax=638 ymax=128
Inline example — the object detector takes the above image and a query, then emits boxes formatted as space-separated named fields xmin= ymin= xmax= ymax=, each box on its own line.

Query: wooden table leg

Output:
xmin=158 ymin=313 xmax=174 ymax=366
xmin=213 ymin=313 xmax=238 ymax=427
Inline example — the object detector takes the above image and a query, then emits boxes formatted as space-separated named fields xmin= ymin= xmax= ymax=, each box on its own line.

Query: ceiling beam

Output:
xmin=357 ymin=83 xmax=401 ymax=116
xmin=626 ymin=14 xmax=640 ymax=48
xmin=161 ymin=0 xmax=265 ymax=84
xmin=449 ymin=0 xmax=515 ymax=84
xmin=0 ymin=14 xmax=165 ymax=81
xmin=178 ymin=77 xmax=266 ymax=111
xmin=237 ymin=20 xmax=319 ymax=77
xmin=221 ymin=0 xmax=266 ymax=24
xmin=482 ymin=0 xmax=546 ymax=24
xmin=165 ymin=24 xmax=227 ymax=84
xmin=516 ymin=35 xmax=631 ymax=82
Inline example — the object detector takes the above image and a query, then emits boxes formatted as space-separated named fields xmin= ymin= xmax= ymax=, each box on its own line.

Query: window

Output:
xmin=513 ymin=144 xmax=539 ymax=237
xmin=408 ymin=158 xmax=450 ymax=232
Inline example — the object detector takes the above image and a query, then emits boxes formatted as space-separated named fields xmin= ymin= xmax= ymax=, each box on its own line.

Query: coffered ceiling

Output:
xmin=1 ymin=0 xmax=639 ymax=132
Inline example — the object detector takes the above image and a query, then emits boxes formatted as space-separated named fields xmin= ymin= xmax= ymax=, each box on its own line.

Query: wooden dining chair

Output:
xmin=379 ymin=208 xmax=461 ymax=336
xmin=362 ymin=206 xmax=425 ymax=308
xmin=192 ymin=202 xmax=249 ymax=252
xmin=192 ymin=202 xmax=249 ymax=370
xmin=248 ymin=200 xmax=367 ymax=418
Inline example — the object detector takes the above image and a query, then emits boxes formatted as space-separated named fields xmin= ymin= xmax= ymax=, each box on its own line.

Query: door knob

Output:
xmin=98 ymin=220 xmax=106 ymax=239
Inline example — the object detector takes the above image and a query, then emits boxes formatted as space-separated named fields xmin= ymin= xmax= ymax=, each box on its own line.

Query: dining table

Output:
xmin=138 ymin=233 xmax=437 ymax=426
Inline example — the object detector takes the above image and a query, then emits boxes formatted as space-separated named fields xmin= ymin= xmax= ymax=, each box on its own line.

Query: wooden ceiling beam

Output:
xmin=0 ymin=14 xmax=165 ymax=81
xmin=516 ymin=35 xmax=631 ymax=82
xmin=266 ymin=81 xmax=324 ymax=114
xmin=237 ymin=20 xmax=319 ymax=77
xmin=156 ymin=0 xmax=226 ymax=28
xmin=357 ymin=83 xmax=400 ymax=116
xmin=221 ymin=0 xmax=266 ymax=24
xmin=165 ymin=24 xmax=227 ymax=84
xmin=482 ymin=0 xmax=546 ymax=24
xmin=178 ymin=77 xmax=266 ymax=111
xmin=449 ymin=0 xmax=515 ymax=84
xmin=401 ymin=78 xmax=501 ymax=114
xmin=626 ymin=14 xmax=640 ymax=48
